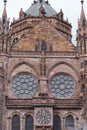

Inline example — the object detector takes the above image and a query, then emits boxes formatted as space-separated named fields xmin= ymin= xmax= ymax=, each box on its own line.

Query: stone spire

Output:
xmin=0 ymin=0 xmax=10 ymax=54
xmin=2 ymin=0 xmax=7 ymax=25
xmin=79 ymin=0 xmax=86 ymax=26
xmin=76 ymin=0 xmax=87 ymax=55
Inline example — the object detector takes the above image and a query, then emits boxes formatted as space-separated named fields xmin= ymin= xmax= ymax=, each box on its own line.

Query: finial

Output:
xmin=79 ymin=0 xmax=86 ymax=27
xmin=2 ymin=0 xmax=7 ymax=22
xmin=81 ymin=0 xmax=84 ymax=5
xmin=4 ymin=0 xmax=7 ymax=4
xmin=4 ymin=0 xmax=7 ymax=2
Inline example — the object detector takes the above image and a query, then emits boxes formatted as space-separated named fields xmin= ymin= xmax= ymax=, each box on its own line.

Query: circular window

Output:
xmin=12 ymin=73 xmax=38 ymax=98
xmin=49 ymin=73 xmax=75 ymax=98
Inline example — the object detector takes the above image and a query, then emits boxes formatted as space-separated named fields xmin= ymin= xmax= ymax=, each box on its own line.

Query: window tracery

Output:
xmin=12 ymin=73 xmax=38 ymax=98
xmin=49 ymin=73 xmax=75 ymax=98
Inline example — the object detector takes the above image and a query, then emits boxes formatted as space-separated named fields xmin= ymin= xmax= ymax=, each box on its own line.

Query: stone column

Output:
xmin=0 ymin=77 xmax=4 ymax=130
xmin=22 ymin=117 xmax=25 ymax=130
xmin=75 ymin=117 xmax=79 ymax=130
xmin=62 ymin=117 xmax=66 ymax=130
xmin=8 ymin=117 xmax=11 ymax=130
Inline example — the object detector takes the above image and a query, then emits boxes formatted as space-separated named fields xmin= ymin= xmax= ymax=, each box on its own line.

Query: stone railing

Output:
xmin=6 ymin=98 xmax=32 ymax=108
xmin=10 ymin=51 xmax=77 ymax=57
xmin=54 ymin=99 xmax=82 ymax=108
xmin=6 ymin=98 xmax=82 ymax=108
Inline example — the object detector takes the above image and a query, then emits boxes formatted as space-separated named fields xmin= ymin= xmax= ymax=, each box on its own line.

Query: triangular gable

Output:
xmin=11 ymin=19 xmax=76 ymax=52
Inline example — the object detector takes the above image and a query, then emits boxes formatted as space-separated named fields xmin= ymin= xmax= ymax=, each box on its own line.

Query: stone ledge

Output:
xmin=6 ymin=98 xmax=83 ymax=109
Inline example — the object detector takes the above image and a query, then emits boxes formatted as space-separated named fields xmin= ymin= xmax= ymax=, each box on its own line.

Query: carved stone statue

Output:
xmin=40 ymin=52 xmax=46 ymax=77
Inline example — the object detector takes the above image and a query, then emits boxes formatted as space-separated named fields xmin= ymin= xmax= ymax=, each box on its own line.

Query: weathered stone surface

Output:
xmin=0 ymin=0 xmax=87 ymax=130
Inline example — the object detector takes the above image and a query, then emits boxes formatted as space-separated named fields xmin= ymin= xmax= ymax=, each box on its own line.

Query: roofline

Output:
xmin=10 ymin=15 xmax=72 ymax=27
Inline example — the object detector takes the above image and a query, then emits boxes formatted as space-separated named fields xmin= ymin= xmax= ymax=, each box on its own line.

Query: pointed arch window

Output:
xmin=41 ymin=41 xmax=47 ymax=51
xmin=12 ymin=115 xmax=20 ymax=130
xmin=66 ymin=115 xmax=74 ymax=129
xmin=25 ymin=115 xmax=34 ymax=130
xmin=53 ymin=115 xmax=61 ymax=130
xmin=13 ymin=37 xmax=19 ymax=44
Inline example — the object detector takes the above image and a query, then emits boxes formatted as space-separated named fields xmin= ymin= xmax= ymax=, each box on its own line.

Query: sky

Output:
xmin=0 ymin=0 xmax=87 ymax=44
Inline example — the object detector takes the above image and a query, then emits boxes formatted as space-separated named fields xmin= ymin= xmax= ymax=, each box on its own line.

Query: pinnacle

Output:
xmin=4 ymin=0 xmax=7 ymax=4
xmin=80 ymin=0 xmax=86 ymax=23
xmin=2 ymin=0 xmax=7 ymax=22
xmin=4 ymin=0 xmax=7 ymax=2
xmin=81 ymin=0 xmax=84 ymax=4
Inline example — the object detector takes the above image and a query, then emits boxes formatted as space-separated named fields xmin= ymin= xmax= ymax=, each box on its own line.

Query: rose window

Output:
xmin=12 ymin=73 xmax=38 ymax=98
xmin=49 ymin=73 xmax=75 ymax=98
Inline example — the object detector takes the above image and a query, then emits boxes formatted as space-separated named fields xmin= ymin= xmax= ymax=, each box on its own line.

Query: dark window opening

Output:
xmin=53 ymin=115 xmax=61 ymax=130
xmin=35 ymin=44 xmax=38 ymax=51
xmin=12 ymin=115 xmax=20 ymax=130
xmin=66 ymin=115 xmax=74 ymax=128
xmin=41 ymin=41 xmax=47 ymax=51
xmin=13 ymin=37 xmax=19 ymax=44
xmin=83 ymin=19 xmax=86 ymax=26
xmin=50 ymin=45 xmax=52 ymax=51
xmin=25 ymin=115 xmax=33 ymax=130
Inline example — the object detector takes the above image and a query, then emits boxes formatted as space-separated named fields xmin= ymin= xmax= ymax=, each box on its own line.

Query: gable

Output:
xmin=11 ymin=20 xmax=76 ymax=52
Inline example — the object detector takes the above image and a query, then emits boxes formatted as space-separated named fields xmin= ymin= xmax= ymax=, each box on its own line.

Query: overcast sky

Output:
xmin=0 ymin=0 xmax=87 ymax=44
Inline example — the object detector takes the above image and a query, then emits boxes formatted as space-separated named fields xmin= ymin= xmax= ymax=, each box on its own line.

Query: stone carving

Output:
xmin=39 ymin=5 xmax=46 ymax=16
xmin=40 ymin=52 xmax=46 ymax=77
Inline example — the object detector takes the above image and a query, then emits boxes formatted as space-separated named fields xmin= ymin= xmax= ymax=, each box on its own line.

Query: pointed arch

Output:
xmin=10 ymin=111 xmax=22 ymax=119
xmin=9 ymin=61 xmax=39 ymax=78
xmin=47 ymin=61 xmax=79 ymax=77
xmin=11 ymin=61 xmax=36 ymax=73
xmin=66 ymin=115 xmax=75 ymax=129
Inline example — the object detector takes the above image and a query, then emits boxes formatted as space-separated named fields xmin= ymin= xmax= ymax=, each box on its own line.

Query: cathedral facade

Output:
xmin=0 ymin=0 xmax=87 ymax=130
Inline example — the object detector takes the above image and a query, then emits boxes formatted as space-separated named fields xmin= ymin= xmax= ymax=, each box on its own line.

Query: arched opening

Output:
xmin=66 ymin=115 xmax=74 ymax=130
xmin=53 ymin=115 xmax=61 ymax=130
xmin=12 ymin=114 xmax=20 ymax=130
xmin=41 ymin=41 xmax=47 ymax=51
xmin=13 ymin=37 xmax=19 ymax=44
xmin=25 ymin=115 xmax=34 ymax=130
